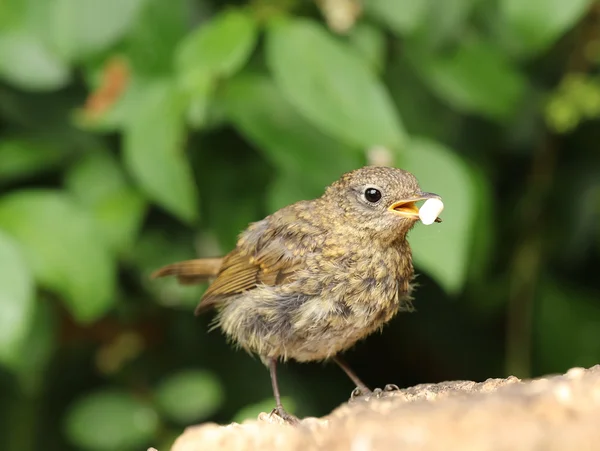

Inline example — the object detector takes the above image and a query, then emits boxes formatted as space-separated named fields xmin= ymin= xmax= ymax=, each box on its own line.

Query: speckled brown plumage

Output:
xmin=152 ymin=166 xmax=442 ymax=422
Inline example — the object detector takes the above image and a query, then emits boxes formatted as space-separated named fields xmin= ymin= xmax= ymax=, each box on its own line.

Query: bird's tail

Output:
xmin=151 ymin=258 xmax=223 ymax=285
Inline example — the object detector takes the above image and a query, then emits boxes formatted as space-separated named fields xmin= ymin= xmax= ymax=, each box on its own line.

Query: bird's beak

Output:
xmin=388 ymin=192 xmax=442 ymax=222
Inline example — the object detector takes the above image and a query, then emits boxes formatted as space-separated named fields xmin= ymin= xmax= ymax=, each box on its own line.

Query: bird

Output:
xmin=152 ymin=166 xmax=442 ymax=422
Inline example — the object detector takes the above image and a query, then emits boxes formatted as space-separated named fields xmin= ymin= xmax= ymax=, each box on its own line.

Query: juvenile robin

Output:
xmin=152 ymin=166 xmax=443 ymax=422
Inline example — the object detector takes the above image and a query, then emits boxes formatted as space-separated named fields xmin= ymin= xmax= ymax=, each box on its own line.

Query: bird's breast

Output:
xmin=292 ymin=242 xmax=414 ymax=333
xmin=217 ymin=238 xmax=415 ymax=362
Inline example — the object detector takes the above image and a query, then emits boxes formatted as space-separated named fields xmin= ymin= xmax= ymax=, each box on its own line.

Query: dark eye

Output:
xmin=364 ymin=187 xmax=382 ymax=203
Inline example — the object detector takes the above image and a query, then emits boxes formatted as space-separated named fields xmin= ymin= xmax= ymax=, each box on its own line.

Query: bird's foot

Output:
xmin=268 ymin=407 xmax=300 ymax=425
xmin=384 ymin=383 xmax=400 ymax=392
xmin=350 ymin=384 xmax=400 ymax=402
xmin=350 ymin=386 xmax=372 ymax=400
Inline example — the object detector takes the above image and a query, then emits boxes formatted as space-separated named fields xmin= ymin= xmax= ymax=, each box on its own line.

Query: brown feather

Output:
xmin=155 ymin=203 xmax=318 ymax=316
xmin=151 ymin=258 xmax=223 ymax=285
xmin=195 ymin=244 xmax=303 ymax=315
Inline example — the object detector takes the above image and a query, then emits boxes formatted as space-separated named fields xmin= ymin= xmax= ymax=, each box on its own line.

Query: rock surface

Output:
xmin=165 ymin=365 xmax=600 ymax=451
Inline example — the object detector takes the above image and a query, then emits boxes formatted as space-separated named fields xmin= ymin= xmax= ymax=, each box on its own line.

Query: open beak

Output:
xmin=388 ymin=192 xmax=442 ymax=223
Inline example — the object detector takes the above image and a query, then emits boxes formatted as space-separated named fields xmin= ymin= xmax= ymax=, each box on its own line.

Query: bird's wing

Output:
xmin=196 ymin=211 xmax=317 ymax=315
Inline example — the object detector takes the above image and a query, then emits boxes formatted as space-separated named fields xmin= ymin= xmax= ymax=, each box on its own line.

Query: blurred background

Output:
xmin=1 ymin=0 xmax=600 ymax=449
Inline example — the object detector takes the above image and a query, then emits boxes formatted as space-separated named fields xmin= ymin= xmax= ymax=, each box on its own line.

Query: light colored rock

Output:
xmin=168 ymin=365 xmax=600 ymax=451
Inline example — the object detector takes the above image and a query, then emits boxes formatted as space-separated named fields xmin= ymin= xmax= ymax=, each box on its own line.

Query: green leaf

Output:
xmin=155 ymin=369 xmax=224 ymax=423
xmin=10 ymin=298 xmax=57 ymax=394
xmin=0 ymin=32 xmax=69 ymax=91
xmin=386 ymin=52 xmax=460 ymax=142
xmin=232 ymin=397 xmax=296 ymax=423
xmin=346 ymin=22 xmax=386 ymax=72
xmin=266 ymin=170 xmax=328 ymax=212
xmin=65 ymin=390 xmax=158 ymax=451
xmin=66 ymin=151 xmax=131 ymax=203
xmin=175 ymin=8 xmax=257 ymax=88
xmin=399 ymin=138 xmax=477 ymax=293
xmin=184 ymin=74 xmax=212 ymax=128
xmin=0 ymin=0 xmax=27 ymax=30
xmin=407 ymin=38 xmax=526 ymax=120
xmin=65 ymin=151 xmax=147 ymax=255
xmin=0 ymin=138 xmax=71 ymax=183
xmin=49 ymin=0 xmax=146 ymax=61
xmin=0 ymin=231 xmax=35 ymax=366
xmin=175 ymin=9 xmax=257 ymax=129
xmin=414 ymin=0 xmax=477 ymax=46
xmin=364 ymin=0 xmax=431 ymax=35
xmin=75 ymin=73 xmax=155 ymax=133
xmin=0 ymin=191 xmax=117 ymax=323
xmin=124 ymin=80 xmax=198 ymax=224
xmin=536 ymin=280 xmax=600 ymax=373
xmin=500 ymin=0 xmax=593 ymax=55
xmin=267 ymin=18 xmax=405 ymax=149
xmin=123 ymin=0 xmax=188 ymax=75
xmin=223 ymin=74 xmax=362 ymax=192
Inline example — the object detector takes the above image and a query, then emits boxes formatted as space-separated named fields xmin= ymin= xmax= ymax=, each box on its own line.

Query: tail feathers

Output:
xmin=151 ymin=258 xmax=223 ymax=285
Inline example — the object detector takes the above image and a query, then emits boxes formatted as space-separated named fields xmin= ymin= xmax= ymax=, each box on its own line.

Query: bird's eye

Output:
xmin=364 ymin=187 xmax=382 ymax=203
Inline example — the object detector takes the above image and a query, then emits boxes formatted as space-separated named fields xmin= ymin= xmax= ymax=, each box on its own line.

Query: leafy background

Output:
xmin=1 ymin=0 xmax=600 ymax=449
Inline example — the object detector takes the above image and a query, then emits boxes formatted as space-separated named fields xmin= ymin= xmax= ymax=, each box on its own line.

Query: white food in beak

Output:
xmin=418 ymin=198 xmax=444 ymax=225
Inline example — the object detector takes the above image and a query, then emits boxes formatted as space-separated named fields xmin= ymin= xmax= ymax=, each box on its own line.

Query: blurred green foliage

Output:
xmin=1 ymin=0 xmax=600 ymax=449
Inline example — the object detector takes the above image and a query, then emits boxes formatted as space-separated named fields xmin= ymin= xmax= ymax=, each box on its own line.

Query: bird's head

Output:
xmin=322 ymin=166 xmax=441 ymax=241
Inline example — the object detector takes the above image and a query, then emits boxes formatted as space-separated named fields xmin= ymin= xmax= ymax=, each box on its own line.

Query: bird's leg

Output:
xmin=333 ymin=356 xmax=372 ymax=396
xmin=268 ymin=358 xmax=299 ymax=424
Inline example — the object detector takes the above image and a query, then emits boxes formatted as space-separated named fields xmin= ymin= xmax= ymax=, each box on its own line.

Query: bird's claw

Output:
xmin=350 ymin=386 xmax=373 ymax=400
xmin=350 ymin=384 xmax=400 ymax=401
xmin=269 ymin=407 xmax=300 ymax=425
